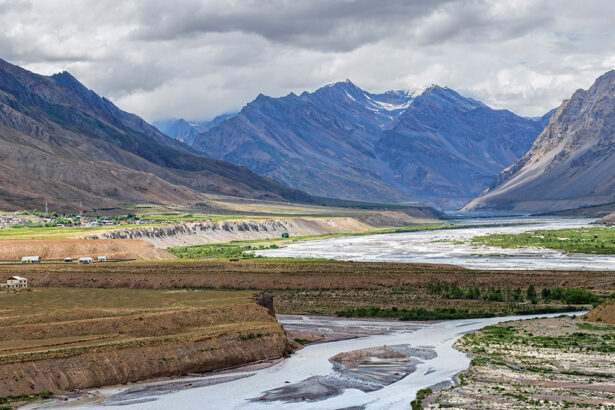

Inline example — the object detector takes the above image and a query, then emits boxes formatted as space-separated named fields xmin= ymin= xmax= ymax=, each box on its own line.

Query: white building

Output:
xmin=0 ymin=276 xmax=28 ymax=288
xmin=97 ymin=256 xmax=107 ymax=262
xmin=21 ymin=256 xmax=40 ymax=263
xmin=78 ymin=257 xmax=94 ymax=264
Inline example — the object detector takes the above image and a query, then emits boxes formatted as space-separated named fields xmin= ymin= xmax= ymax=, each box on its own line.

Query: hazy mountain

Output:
xmin=192 ymin=81 xmax=547 ymax=209
xmin=153 ymin=113 xmax=235 ymax=145
xmin=464 ymin=70 xmax=615 ymax=213
xmin=0 ymin=59 xmax=312 ymax=211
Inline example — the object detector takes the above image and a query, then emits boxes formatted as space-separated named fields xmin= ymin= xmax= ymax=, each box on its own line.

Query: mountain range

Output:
xmin=0 ymin=58 xmax=314 ymax=212
xmin=7 ymin=56 xmax=610 ymax=215
xmin=177 ymin=80 xmax=549 ymax=209
xmin=465 ymin=70 xmax=615 ymax=213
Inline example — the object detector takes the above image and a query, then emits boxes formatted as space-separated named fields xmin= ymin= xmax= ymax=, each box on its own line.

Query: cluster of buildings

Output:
xmin=0 ymin=215 xmax=34 ymax=228
xmin=21 ymin=255 xmax=107 ymax=264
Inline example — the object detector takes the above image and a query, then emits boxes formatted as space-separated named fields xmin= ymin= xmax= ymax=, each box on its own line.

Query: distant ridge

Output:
xmin=189 ymin=80 xmax=549 ymax=209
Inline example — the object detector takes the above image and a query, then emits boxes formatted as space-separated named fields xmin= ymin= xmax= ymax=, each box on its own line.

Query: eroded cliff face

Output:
xmin=86 ymin=210 xmax=440 ymax=248
xmin=87 ymin=218 xmax=369 ymax=247
xmin=0 ymin=331 xmax=287 ymax=396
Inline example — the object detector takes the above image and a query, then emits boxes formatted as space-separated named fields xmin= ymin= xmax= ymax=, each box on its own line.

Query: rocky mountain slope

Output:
xmin=464 ymin=70 xmax=615 ymax=213
xmin=376 ymin=86 xmax=544 ymax=209
xmin=0 ymin=59 xmax=313 ymax=211
xmin=192 ymin=81 xmax=547 ymax=209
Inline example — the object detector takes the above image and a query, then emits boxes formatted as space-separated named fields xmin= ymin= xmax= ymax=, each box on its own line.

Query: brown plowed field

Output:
xmin=2 ymin=260 xmax=612 ymax=290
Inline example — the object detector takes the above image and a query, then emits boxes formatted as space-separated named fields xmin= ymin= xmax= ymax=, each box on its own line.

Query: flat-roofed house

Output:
xmin=21 ymin=256 xmax=40 ymax=263
xmin=0 ymin=276 xmax=28 ymax=288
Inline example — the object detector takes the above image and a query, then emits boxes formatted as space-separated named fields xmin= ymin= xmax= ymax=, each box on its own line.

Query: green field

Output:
xmin=472 ymin=226 xmax=615 ymax=254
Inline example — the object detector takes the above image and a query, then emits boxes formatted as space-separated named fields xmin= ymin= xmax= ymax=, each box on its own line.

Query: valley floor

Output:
xmin=0 ymin=258 xmax=612 ymax=408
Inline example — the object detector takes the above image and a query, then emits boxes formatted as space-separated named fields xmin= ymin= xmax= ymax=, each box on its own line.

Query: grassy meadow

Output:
xmin=472 ymin=226 xmax=615 ymax=254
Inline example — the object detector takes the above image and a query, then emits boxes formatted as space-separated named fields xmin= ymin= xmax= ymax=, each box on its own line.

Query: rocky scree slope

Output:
xmin=192 ymin=81 xmax=547 ymax=209
xmin=0 ymin=59 xmax=313 ymax=211
xmin=465 ymin=70 xmax=615 ymax=213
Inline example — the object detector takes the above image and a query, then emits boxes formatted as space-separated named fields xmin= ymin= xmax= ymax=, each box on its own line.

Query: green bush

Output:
xmin=411 ymin=388 xmax=433 ymax=410
xmin=337 ymin=307 xmax=496 ymax=321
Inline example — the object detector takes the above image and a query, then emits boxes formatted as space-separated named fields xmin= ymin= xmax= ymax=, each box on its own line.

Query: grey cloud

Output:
xmin=0 ymin=0 xmax=31 ymax=13
xmin=0 ymin=0 xmax=614 ymax=121
xmin=131 ymin=0 xmax=454 ymax=52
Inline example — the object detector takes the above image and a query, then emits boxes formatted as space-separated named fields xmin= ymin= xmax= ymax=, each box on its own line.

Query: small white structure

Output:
xmin=0 ymin=276 xmax=28 ymax=288
xmin=78 ymin=257 xmax=94 ymax=264
xmin=64 ymin=257 xmax=73 ymax=263
xmin=97 ymin=256 xmax=107 ymax=262
xmin=21 ymin=256 xmax=40 ymax=264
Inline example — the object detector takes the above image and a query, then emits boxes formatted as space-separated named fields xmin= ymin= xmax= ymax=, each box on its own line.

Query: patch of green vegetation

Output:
xmin=470 ymin=357 xmax=515 ymax=369
xmin=472 ymin=226 xmax=615 ymax=255
xmin=465 ymin=324 xmax=615 ymax=353
xmin=293 ymin=338 xmax=313 ymax=345
xmin=541 ymin=287 xmax=601 ymax=305
xmin=0 ymin=391 xmax=52 ymax=406
xmin=337 ymin=306 xmax=497 ymax=320
xmin=577 ymin=322 xmax=615 ymax=331
xmin=425 ymin=282 xmax=600 ymax=306
xmin=238 ymin=332 xmax=263 ymax=340
xmin=513 ymin=306 xmax=584 ymax=315
xmin=168 ymin=244 xmax=279 ymax=259
xmin=411 ymin=388 xmax=432 ymax=410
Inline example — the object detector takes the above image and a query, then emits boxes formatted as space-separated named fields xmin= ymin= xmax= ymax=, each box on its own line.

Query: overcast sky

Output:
xmin=1 ymin=0 xmax=614 ymax=121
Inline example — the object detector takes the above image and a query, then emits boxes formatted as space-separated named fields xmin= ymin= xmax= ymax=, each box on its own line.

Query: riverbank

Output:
xmin=426 ymin=315 xmax=615 ymax=408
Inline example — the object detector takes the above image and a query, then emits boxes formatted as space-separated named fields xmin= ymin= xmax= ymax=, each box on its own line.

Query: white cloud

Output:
xmin=1 ymin=0 xmax=614 ymax=120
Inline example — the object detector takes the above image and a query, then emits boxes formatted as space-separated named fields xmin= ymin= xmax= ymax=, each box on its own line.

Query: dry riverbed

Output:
xmin=425 ymin=316 xmax=615 ymax=408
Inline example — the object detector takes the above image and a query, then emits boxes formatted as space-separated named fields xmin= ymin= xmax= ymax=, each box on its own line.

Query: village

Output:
xmin=0 ymin=210 xmax=180 ymax=229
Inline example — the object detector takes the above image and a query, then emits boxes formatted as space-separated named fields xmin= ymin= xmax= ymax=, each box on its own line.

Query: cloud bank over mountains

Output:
xmin=1 ymin=0 xmax=614 ymax=121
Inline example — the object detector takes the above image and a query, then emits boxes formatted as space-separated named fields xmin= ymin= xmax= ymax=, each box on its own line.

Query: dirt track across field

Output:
xmin=0 ymin=239 xmax=173 ymax=260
